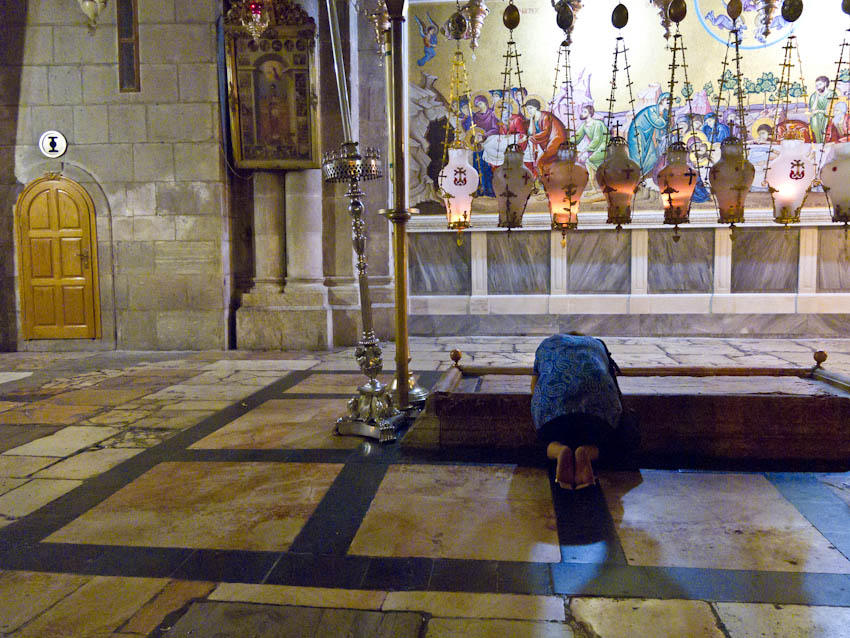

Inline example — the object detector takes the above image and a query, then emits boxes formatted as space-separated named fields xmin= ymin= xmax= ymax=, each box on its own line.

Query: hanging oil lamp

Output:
xmin=655 ymin=0 xmax=698 ymax=239
xmin=461 ymin=0 xmax=489 ymax=54
xmin=227 ymin=0 xmax=271 ymax=42
xmin=762 ymin=2 xmax=812 ymax=226
xmin=821 ymin=142 xmax=850 ymax=233
xmin=491 ymin=0 xmax=534 ymax=230
xmin=760 ymin=0 xmax=778 ymax=40
xmin=598 ymin=3 xmax=641 ymax=229
xmin=540 ymin=9 xmax=588 ymax=243
xmin=818 ymin=20 xmax=850 ymax=232
xmin=708 ymin=0 xmax=755 ymax=231
xmin=658 ymin=142 xmax=698 ymax=239
xmin=438 ymin=8 xmax=480 ymax=238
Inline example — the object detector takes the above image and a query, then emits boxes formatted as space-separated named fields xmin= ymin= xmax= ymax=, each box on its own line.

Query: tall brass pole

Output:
xmin=381 ymin=0 xmax=412 ymax=410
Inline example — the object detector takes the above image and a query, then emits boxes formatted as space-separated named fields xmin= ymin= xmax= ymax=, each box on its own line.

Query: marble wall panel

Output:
xmin=647 ymin=229 xmax=714 ymax=294
xmin=487 ymin=231 xmax=549 ymax=295
xmin=567 ymin=230 xmax=631 ymax=294
xmin=817 ymin=227 xmax=850 ymax=292
xmin=409 ymin=233 xmax=471 ymax=295
xmin=643 ymin=313 xmax=808 ymax=337
xmin=732 ymin=228 xmax=799 ymax=293
xmin=409 ymin=313 xmax=847 ymax=337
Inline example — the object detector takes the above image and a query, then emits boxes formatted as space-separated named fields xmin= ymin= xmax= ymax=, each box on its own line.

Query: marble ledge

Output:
xmin=408 ymin=293 xmax=850 ymax=316
xmin=407 ymin=209 xmax=838 ymax=232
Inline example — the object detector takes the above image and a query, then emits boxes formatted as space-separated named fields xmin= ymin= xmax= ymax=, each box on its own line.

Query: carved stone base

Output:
xmin=236 ymin=286 xmax=331 ymax=350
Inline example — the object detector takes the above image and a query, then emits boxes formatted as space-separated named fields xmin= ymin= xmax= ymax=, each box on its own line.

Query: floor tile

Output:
xmin=350 ymin=465 xmax=560 ymax=563
xmin=0 ymin=478 xmax=29 ymax=496
xmin=2 ymin=425 xmax=120 ymax=457
xmin=0 ymin=570 xmax=90 ymax=634
xmin=33 ymin=448 xmax=143 ymax=479
xmin=284 ymin=374 xmax=395 ymax=394
xmin=570 ymin=597 xmax=724 ymax=638
xmin=144 ymin=384 xmax=257 ymax=402
xmin=383 ymin=591 xmax=566 ymax=621
xmin=46 ymin=461 xmax=344 ymax=551
xmin=715 ymin=602 xmax=850 ymax=638
xmin=0 ymin=403 xmax=99 ymax=425
xmin=203 ymin=360 xmax=318 ymax=371
xmin=190 ymin=398 xmax=359 ymax=449
xmin=0 ymin=401 xmax=23 ymax=413
xmin=209 ymin=583 xmax=388 ymax=610
xmin=96 ymin=428 xmax=176 ymax=449
xmin=129 ymin=410 xmax=216 ymax=430
xmin=601 ymin=470 xmax=850 ymax=573
xmin=121 ymin=579 xmax=216 ymax=636
xmin=0 ymin=425 xmax=63 ymax=454
xmin=83 ymin=409 xmax=154 ymax=426
xmin=160 ymin=601 xmax=423 ymax=638
xmin=425 ymin=618 xmax=575 ymax=638
xmin=0 ymin=478 xmax=83 ymax=518
xmin=44 ymin=389 xmax=152 ymax=406
xmin=0 ymin=455 xmax=58 ymax=477
xmin=9 ymin=575 xmax=168 ymax=638
xmin=0 ymin=372 xmax=33 ymax=385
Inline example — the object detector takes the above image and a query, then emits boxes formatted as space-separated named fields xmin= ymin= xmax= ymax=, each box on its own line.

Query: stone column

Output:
xmin=236 ymin=170 xmax=332 ymax=350
xmin=285 ymin=169 xmax=325 ymax=289
xmin=251 ymin=171 xmax=285 ymax=293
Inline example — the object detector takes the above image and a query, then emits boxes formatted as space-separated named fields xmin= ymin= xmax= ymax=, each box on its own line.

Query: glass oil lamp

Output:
xmin=658 ymin=141 xmax=697 ymax=233
xmin=541 ymin=142 xmax=588 ymax=237
xmin=765 ymin=137 xmax=816 ymax=225
xmin=493 ymin=144 xmax=534 ymax=229
xmin=709 ymin=137 xmax=755 ymax=226
xmin=597 ymin=136 xmax=641 ymax=228
xmin=439 ymin=142 xmax=479 ymax=231
xmin=820 ymin=141 xmax=850 ymax=228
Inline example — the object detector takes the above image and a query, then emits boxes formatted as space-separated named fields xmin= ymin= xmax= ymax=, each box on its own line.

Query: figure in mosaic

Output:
xmin=523 ymin=99 xmax=568 ymax=175
xmin=627 ymin=93 xmax=670 ymax=177
xmin=572 ymin=104 xmax=609 ymax=186
xmin=414 ymin=13 xmax=440 ymax=67
xmin=809 ymin=75 xmax=836 ymax=143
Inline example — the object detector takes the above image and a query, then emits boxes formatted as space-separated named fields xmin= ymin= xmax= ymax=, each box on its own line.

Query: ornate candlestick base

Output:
xmin=324 ymin=143 xmax=399 ymax=443
xmin=335 ymin=330 xmax=399 ymax=443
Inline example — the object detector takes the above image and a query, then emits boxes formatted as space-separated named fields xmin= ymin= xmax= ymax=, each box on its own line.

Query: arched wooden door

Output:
xmin=16 ymin=174 xmax=101 ymax=340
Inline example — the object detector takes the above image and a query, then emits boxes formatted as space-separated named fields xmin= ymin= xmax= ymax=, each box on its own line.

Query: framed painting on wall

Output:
xmin=223 ymin=0 xmax=320 ymax=169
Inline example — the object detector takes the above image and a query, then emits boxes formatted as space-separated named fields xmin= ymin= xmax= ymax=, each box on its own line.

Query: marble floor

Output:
xmin=1 ymin=337 xmax=850 ymax=637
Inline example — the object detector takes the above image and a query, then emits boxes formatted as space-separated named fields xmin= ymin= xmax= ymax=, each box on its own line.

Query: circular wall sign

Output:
xmin=38 ymin=130 xmax=68 ymax=158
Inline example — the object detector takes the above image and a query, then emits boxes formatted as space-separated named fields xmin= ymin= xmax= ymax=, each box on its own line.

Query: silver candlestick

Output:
xmin=323 ymin=143 xmax=399 ymax=442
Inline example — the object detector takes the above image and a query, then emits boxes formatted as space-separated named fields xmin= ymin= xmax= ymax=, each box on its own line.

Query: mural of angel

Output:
xmin=414 ymin=12 xmax=440 ymax=67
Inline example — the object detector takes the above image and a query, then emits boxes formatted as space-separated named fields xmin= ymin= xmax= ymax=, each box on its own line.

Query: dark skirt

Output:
xmin=537 ymin=413 xmax=615 ymax=451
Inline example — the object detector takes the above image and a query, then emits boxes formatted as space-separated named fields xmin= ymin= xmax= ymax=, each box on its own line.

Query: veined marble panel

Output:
xmin=731 ymin=228 xmax=799 ymax=293
xmin=408 ymin=233 xmax=471 ymax=296
xmin=817 ymin=227 xmax=850 ymax=292
xmin=408 ymin=313 xmax=846 ymax=337
xmin=487 ymin=231 xmax=549 ymax=295
xmin=647 ymin=229 xmax=713 ymax=294
xmin=567 ymin=230 xmax=631 ymax=294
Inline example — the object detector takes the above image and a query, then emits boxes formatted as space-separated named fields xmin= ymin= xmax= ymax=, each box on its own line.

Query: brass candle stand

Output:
xmin=324 ymin=0 xmax=400 ymax=442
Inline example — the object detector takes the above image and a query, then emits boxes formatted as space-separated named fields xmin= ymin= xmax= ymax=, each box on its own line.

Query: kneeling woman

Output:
xmin=531 ymin=334 xmax=622 ymax=490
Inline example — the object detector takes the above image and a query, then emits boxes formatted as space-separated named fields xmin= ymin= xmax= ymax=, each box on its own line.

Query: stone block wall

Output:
xmin=0 ymin=0 xmax=226 ymax=350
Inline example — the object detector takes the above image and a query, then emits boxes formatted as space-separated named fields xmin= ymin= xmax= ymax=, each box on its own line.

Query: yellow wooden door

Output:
xmin=16 ymin=175 xmax=101 ymax=340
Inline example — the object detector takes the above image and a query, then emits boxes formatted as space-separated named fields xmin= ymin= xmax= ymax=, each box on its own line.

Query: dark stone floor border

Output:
xmin=4 ymin=542 xmax=849 ymax=605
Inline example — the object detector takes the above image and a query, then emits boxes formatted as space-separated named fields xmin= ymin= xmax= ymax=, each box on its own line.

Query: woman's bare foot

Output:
xmin=574 ymin=445 xmax=599 ymax=489
xmin=547 ymin=442 xmax=574 ymax=489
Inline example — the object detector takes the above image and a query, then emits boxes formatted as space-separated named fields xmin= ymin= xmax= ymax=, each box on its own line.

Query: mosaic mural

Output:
xmin=408 ymin=0 xmax=850 ymax=210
